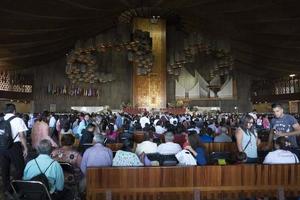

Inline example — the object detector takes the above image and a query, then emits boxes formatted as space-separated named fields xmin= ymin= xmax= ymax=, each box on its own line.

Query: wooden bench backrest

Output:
xmin=87 ymin=164 xmax=300 ymax=200
xmin=87 ymin=164 xmax=300 ymax=188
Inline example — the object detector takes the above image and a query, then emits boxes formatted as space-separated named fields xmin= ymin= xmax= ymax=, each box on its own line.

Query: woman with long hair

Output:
xmin=184 ymin=131 xmax=207 ymax=165
xmin=235 ymin=114 xmax=260 ymax=163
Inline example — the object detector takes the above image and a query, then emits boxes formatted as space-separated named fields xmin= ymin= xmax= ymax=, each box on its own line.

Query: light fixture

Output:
xmin=150 ymin=16 xmax=160 ymax=24
xmin=289 ymin=74 xmax=296 ymax=78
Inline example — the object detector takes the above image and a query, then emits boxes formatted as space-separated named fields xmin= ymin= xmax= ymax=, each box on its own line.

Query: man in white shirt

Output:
xmin=135 ymin=134 xmax=157 ymax=155
xmin=49 ymin=112 xmax=56 ymax=137
xmin=157 ymin=132 xmax=182 ymax=155
xmin=264 ymin=136 xmax=299 ymax=164
xmin=139 ymin=113 xmax=150 ymax=129
xmin=0 ymin=104 xmax=28 ymax=198
xmin=263 ymin=149 xmax=299 ymax=164
xmin=155 ymin=121 xmax=167 ymax=134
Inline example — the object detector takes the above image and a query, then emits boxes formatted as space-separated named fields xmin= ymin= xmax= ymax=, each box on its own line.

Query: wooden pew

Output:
xmin=203 ymin=142 xmax=268 ymax=155
xmin=203 ymin=143 xmax=238 ymax=154
xmin=86 ymin=164 xmax=300 ymax=200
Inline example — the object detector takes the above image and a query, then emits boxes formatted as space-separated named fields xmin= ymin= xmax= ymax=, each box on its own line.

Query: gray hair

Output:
xmin=37 ymin=139 xmax=52 ymax=155
xmin=164 ymin=132 xmax=174 ymax=142
xmin=93 ymin=134 xmax=105 ymax=144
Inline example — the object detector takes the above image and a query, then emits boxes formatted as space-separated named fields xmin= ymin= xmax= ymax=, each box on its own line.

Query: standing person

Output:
xmin=262 ymin=115 xmax=270 ymax=130
xmin=0 ymin=104 xmax=28 ymax=198
xmin=31 ymin=112 xmax=58 ymax=150
xmin=267 ymin=103 xmax=300 ymax=149
xmin=76 ymin=113 xmax=90 ymax=138
xmin=235 ymin=114 xmax=260 ymax=163
xmin=256 ymin=115 xmax=263 ymax=131
xmin=49 ymin=113 xmax=57 ymax=137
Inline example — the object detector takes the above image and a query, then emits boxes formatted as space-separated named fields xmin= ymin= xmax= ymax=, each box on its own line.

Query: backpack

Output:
xmin=30 ymin=159 xmax=55 ymax=191
xmin=0 ymin=116 xmax=17 ymax=150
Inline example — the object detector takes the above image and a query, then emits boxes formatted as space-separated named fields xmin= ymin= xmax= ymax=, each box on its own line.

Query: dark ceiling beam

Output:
xmin=178 ymin=0 xmax=279 ymax=14
xmin=231 ymin=39 xmax=300 ymax=50
xmin=233 ymin=51 xmax=299 ymax=73
xmin=232 ymin=46 xmax=300 ymax=66
xmin=231 ymin=41 xmax=300 ymax=62
xmin=234 ymin=60 xmax=278 ymax=78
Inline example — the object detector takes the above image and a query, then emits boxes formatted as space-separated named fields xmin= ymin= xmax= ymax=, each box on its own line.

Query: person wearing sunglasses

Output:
xmin=236 ymin=114 xmax=260 ymax=163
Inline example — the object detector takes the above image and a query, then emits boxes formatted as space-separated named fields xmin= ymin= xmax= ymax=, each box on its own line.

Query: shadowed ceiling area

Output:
xmin=1 ymin=0 xmax=300 ymax=77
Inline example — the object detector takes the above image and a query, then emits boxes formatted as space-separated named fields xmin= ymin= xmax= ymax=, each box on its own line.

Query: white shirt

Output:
xmin=153 ymin=119 xmax=159 ymax=126
xmin=4 ymin=113 xmax=28 ymax=143
xmin=256 ymin=118 xmax=263 ymax=126
xmin=49 ymin=116 xmax=56 ymax=128
xmin=140 ymin=116 xmax=150 ymax=129
xmin=263 ymin=149 xmax=299 ymax=164
xmin=135 ymin=141 xmax=157 ymax=155
xmin=155 ymin=125 xmax=167 ymax=134
xmin=157 ymin=142 xmax=182 ymax=155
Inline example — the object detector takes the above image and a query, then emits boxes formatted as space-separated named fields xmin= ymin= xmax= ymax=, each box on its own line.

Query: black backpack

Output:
xmin=30 ymin=159 xmax=55 ymax=191
xmin=0 ymin=116 xmax=17 ymax=150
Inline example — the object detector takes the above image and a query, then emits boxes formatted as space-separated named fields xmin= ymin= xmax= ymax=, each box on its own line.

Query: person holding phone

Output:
xmin=266 ymin=103 xmax=300 ymax=150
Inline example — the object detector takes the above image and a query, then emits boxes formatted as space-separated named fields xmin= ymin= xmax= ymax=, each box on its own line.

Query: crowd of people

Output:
xmin=0 ymin=103 xmax=300 ymax=199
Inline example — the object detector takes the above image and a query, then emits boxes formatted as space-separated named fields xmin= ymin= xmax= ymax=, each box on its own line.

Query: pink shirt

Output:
xmin=31 ymin=121 xmax=58 ymax=149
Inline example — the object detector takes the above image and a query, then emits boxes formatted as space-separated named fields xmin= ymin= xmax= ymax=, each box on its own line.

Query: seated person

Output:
xmin=214 ymin=127 xmax=232 ymax=143
xmin=23 ymin=139 xmax=73 ymax=200
xmin=199 ymin=127 xmax=214 ymax=143
xmin=80 ymin=134 xmax=113 ymax=175
xmin=157 ymin=132 xmax=182 ymax=155
xmin=185 ymin=131 xmax=207 ymax=165
xmin=112 ymin=144 xmax=143 ymax=167
xmin=135 ymin=134 xmax=158 ymax=155
xmin=105 ymin=123 xmax=118 ymax=142
xmin=155 ymin=121 xmax=167 ymax=135
xmin=263 ymin=137 xmax=299 ymax=164
xmin=51 ymin=134 xmax=82 ymax=169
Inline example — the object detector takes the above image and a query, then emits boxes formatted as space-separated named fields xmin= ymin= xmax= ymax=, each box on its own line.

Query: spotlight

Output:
xmin=150 ymin=16 xmax=160 ymax=24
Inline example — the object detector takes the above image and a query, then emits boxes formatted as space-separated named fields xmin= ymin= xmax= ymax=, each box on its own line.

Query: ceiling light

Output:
xmin=289 ymin=74 xmax=296 ymax=77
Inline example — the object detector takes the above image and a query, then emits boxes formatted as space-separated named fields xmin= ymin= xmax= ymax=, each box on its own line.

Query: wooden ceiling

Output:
xmin=0 ymin=0 xmax=300 ymax=77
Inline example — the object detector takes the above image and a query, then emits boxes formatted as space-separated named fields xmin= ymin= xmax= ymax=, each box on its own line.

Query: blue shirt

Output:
xmin=23 ymin=154 xmax=64 ymax=194
xmin=200 ymin=134 xmax=214 ymax=143
xmin=80 ymin=143 xmax=113 ymax=174
xmin=270 ymin=114 xmax=299 ymax=147
xmin=77 ymin=120 xmax=87 ymax=137
xmin=195 ymin=147 xmax=207 ymax=165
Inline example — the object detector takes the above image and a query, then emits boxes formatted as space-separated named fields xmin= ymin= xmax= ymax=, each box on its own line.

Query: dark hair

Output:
xmin=86 ymin=123 xmax=96 ymax=130
xmin=188 ymin=132 xmax=205 ymax=150
xmin=60 ymin=115 xmax=70 ymax=132
xmin=4 ymin=103 xmax=16 ymax=114
xmin=275 ymin=137 xmax=291 ymax=150
xmin=239 ymin=114 xmax=255 ymax=133
xmin=271 ymin=103 xmax=283 ymax=109
xmin=39 ymin=111 xmax=49 ymax=122
xmin=61 ymin=134 xmax=75 ymax=146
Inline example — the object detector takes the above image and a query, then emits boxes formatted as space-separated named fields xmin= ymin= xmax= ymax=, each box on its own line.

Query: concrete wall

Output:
xmin=33 ymin=55 xmax=132 ymax=112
